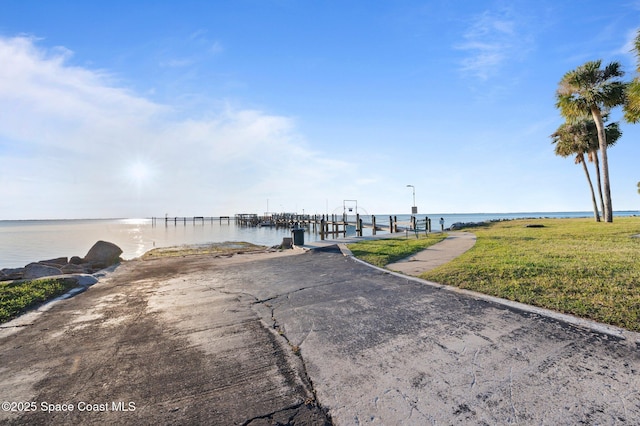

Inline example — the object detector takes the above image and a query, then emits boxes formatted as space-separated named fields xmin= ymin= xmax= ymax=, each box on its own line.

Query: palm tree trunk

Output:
xmin=591 ymin=150 xmax=605 ymax=218
xmin=591 ymin=107 xmax=613 ymax=222
xmin=579 ymin=155 xmax=600 ymax=222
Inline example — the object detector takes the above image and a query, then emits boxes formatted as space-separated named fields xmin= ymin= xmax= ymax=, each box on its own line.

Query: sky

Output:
xmin=0 ymin=0 xmax=639 ymax=219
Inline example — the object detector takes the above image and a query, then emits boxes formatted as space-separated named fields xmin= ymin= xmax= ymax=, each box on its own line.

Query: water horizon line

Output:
xmin=1 ymin=209 xmax=639 ymax=222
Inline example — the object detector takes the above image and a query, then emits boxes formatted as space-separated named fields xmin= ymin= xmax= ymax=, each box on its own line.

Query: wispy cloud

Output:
xmin=189 ymin=29 xmax=224 ymax=55
xmin=618 ymin=28 xmax=639 ymax=58
xmin=210 ymin=40 xmax=224 ymax=55
xmin=0 ymin=36 xmax=354 ymax=218
xmin=455 ymin=10 xmax=526 ymax=81
xmin=158 ymin=31 xmax=223 ymax=70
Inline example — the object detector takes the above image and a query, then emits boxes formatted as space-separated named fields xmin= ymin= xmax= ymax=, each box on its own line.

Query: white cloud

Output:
xmin=618 ymin=28 xmax=639 ymax=60
xmin=188 ymin=29 xmax=224 ymax=55
xmin=210 ymin=40 xmax=224 ymax=55
xmin=0 ymin=36 xmax=355 ymax=219
xmin=455 ymin=10 xmax=527 ymax=80
xmin=0 ymin=37 xmax=163 ymax=150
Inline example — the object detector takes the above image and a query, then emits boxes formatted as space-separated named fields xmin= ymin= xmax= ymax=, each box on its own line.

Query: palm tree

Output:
xmin=551 ymin=121 xmax=601 ymax=221
xmin=624 ymin=30 xmax=640 ymax=123
xmin=588 ymin=116 xmax=621 ymax=215
xmin=556 ymin=60 xmax=627 ymax=222
xmin=551 ymin=118 xmax=621 ymax=222
xmin=624 ymin=30 xmax=640 ymax=203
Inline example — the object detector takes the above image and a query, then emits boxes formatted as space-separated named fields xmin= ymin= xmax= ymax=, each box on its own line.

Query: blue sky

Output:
xmin=0 ymin=0 xmax=639 ymax=219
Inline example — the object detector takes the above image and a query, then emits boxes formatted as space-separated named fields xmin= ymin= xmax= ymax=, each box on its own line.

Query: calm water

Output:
xmin=1 ymin=211 xmax=638 ymax=269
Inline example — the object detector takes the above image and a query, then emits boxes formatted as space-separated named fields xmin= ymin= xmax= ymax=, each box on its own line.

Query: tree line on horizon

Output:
xmin=551 ymin=29 xmax=640 ymax=223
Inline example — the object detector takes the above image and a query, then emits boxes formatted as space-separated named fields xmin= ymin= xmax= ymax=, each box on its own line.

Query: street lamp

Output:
xmin=406 ymin=185 xmax=417 ymax=214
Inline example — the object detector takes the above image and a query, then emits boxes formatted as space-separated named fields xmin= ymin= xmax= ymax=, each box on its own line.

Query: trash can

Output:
xmin=292 ymin=227 xmax=305 ymax=246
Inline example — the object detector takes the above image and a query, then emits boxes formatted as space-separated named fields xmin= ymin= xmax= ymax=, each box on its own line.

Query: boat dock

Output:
xmin=239 ymin=213 xmax=405 ymax=239
xmin=152 ymin=213 xmax=431 ymax=240
xmin=152 ymin=216 xmax=231 ymax=226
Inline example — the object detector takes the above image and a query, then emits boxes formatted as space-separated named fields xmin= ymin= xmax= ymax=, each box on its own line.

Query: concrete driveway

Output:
xmin=1 ymin=246 xmax=638 ymax=425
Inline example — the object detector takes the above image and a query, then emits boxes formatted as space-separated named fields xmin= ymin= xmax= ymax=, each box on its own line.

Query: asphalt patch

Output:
xmin=310 ymin=244 xmax=343 ymax=254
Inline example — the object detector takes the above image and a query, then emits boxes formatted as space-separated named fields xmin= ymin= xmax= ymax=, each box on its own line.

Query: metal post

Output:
xmin=406 ymin=184 xmax=417 ymax=215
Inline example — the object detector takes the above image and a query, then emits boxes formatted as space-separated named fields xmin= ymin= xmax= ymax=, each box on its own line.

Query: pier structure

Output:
xmin=235 ymin=212 xmax=402 ymax=240
xmin=151 ymin=216 xmax=231 ymax=226
xmin=152 ymin=213 xmax=416 ymax=240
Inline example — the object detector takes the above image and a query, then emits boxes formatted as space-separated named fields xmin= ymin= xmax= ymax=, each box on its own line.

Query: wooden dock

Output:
xmin=151 ymin=216 xmax=231 ymax=226
xmin=151 ymin=213 xmax=426 ymax=240
xmin=233 ymin=213 xmax=405 ymax=240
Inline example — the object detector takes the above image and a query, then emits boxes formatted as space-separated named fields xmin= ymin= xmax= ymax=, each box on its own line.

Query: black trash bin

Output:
xmin=291 ymin=227 xmax=305 ymax=246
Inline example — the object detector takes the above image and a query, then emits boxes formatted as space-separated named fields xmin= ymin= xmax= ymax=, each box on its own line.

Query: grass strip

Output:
xmin=347 ymin=233 xmax=448 ymax=267
xmin=417 ymin=217 xmax=639 ymax=332
xmin=348 ymin=218 xmax=640 ymax=331
xmin=0 ymin=277 xmax=78 ymax=324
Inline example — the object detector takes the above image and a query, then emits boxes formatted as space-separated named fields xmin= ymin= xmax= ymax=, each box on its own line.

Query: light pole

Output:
xmin=406 ymin=185 xmax=416 ymax=214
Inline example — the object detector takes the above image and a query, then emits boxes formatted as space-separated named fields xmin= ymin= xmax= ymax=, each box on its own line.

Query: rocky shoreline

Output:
xmin=0 ymin=240 xmax=123 ymax=281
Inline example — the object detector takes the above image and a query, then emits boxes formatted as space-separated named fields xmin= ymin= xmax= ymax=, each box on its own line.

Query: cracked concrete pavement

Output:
xmin=1 ymin=244 xmax=639 ymax=425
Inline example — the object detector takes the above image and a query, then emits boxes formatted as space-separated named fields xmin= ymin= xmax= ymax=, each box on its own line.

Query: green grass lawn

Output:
xmin=347 ymin=233 xmax=448 ymax=267
xmin=350 ymin=217 xmax=640 ymax=332
xmin=0 ymin=277 xmax=78 ymax=323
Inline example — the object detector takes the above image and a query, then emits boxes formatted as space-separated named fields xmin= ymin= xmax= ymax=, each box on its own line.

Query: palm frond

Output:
xmin=556 ymin=61 xmax=626 ymax=124
xmin=602 ymin=61 xmax=624 ymax=79
xmin=633 ymin=30 xmax=640 ymax=73
xmin=551 ymin=116 xmax=619 ymax=159
xmin=604 ymin=122 xmax=622 ymax=147
xmin=624 ymin=79 xmax=640 ymax=123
